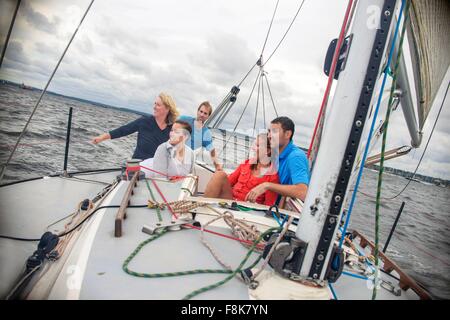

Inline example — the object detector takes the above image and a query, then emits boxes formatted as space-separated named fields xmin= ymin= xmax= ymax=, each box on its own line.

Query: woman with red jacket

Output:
xmin=204 ymin=133 xmax=279 ymax=206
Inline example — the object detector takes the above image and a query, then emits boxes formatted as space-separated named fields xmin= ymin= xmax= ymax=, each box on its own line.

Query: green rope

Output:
xmin=122 ymin=225 xmax=280 ymax=299
xmin=122 ymin=229 xmax=234 ymax=278
xmin=372 ymin=0 xmax=410 ymax=300
xmin=182 ymin=226 xmax=280 ymax=300
xmin=145 ymin=178 xmax=162 ymax=222
xmin=180 ymin=187 xmax=193 ymax=196
xmin=237 ymin=205 xmax=253 ymax=211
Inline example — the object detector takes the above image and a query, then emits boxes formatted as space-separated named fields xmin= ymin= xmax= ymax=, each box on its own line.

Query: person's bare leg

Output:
xmin=204 ymin=171 xmax=233 ymax=199
xmin=218 ymin=176 xmax=233 ymax=199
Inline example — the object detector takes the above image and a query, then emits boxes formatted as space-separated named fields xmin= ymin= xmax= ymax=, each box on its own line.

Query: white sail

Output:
xmin=408 ymin=0 xmax=450 ymax=129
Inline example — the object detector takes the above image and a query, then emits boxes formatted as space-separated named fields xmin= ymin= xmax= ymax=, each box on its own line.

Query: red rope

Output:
xmin=185 ymin=224 xmax=265 ymax=250
xmin=149 ymin=178 xmax=265 ymax=250
xmin=126 ymin=164 xmax=187 ymax=182
xmin=307 ymin=0 xmax=355 ymax=160
xmin=150 ymin=178 xmax=179 ymax=219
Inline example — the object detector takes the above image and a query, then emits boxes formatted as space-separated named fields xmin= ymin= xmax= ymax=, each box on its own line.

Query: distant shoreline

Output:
xmin=1 ymin=79 xmax=448 ymax=187
xmin=0 ymin=79 xmax=149 ymax=117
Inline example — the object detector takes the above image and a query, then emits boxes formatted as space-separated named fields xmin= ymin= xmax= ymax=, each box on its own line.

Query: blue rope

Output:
xmin=329 ymin=283 xmax=338 ymax=300
xmin=280 ymin=213 xmax=288 ymax=227
xmin=338 ymin=0 xmax=406 ymax=249
xmin=342 ymin=271 xmax=369 ymax=280
xmin=271 ymin=211 xmax=282 ymax=226
xmin=269 ymin=205 xmax=288 ymax=227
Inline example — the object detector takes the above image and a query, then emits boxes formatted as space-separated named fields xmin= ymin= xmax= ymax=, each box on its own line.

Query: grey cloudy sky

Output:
xmin=0 ymin=0 xmax=449 ymax=179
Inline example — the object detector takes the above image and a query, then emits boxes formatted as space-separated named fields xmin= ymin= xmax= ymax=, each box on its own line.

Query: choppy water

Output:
xmin=1 ymin=83 xmax=449 ymax=299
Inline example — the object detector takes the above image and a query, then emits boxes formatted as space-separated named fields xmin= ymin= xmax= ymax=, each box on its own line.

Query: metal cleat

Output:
xmin=142 ymin=218 xmax=194 ymax=235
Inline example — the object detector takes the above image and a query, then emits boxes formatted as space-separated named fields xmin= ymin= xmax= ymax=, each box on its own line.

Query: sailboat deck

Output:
xmin=1 ymin=171 xmax=422 ymax=300
xmin=0 ymin=171 xmax=120 ymax=298
xmin=71 ymin=178 xmax=265 ymax=300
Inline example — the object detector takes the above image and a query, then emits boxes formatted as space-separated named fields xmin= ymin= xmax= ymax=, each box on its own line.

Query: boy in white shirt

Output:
xmin=140 ymin=120 xmax=195 ymax=178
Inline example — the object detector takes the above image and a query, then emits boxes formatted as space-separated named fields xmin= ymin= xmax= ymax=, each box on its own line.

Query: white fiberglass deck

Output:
xmin=0 ymin=171 xmax=421 ymax=300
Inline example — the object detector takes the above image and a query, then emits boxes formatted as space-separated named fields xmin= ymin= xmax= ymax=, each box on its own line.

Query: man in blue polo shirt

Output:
xmin=245 ymin=116 xmax=310 ymax=203
xmin=178 ymin=101 xmax=222 ymax=171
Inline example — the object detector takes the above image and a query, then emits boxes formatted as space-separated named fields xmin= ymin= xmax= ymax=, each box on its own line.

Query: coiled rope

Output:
xmin=122 ymin=224 xmax=280 ymax=300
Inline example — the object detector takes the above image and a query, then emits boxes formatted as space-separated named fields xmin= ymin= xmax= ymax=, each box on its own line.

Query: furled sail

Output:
xmin=408 ymin=0 xmax=450 ymax=130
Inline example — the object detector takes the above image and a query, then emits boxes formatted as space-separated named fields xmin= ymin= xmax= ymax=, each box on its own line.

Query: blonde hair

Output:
xmin=158 ymin=92 xmax=179 ymax=124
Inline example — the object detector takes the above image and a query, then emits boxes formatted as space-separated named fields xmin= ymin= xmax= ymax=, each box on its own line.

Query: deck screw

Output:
xmin=335 ymin=195 xmax=341 ymax=203
xmin=249 ymin=281 xmax=259 ymax=290
xmin=355 ymin=120 xmax=362 ymax=127
xmin=384 ymin=10 xmax=391 ymax=16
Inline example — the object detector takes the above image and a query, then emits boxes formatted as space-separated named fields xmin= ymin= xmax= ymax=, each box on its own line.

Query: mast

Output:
xmin=294 ymin=0 xmax=400 ymax=280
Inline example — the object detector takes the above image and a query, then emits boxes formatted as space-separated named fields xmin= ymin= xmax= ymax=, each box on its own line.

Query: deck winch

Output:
xmin=262 ymin=230 xmax=307 ymax=279
xmin=262 ymin=231 xmax=344 ymax=283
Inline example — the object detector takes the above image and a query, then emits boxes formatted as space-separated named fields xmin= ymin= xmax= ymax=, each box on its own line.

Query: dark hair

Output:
xmin=271 ymin=116 xmax=295 ymax=141
xmin=174 ymin=120 xmax=192 ymax=135
xmin=198 ymin=101 xmax=213 ymax=116
xmin=250 ymin=133 xmax=271 ymax=171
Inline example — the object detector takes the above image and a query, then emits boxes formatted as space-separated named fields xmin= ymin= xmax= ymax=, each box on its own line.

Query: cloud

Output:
xmin=94 ymin=15 xmax=158 ymax=56
xmin=0 ymin=0 xmax=17 ymax=44
xmin=188 ymin=32 xmax=257 ymax=86
xmin=0 ymin=0 xmax=449 ymax=180
xmin=22 ymin=1 xmax=62 ymax=34
xmin=76 ymin=34 xmax=93 ymax=55
xmin=2 ymin=40 xmax=29 ymax=64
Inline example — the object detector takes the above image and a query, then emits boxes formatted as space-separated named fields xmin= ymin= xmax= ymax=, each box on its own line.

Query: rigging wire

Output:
xmin=0 ymin=0 xmax=21 ymax=68
xmin=212 ymin=0 xmax=307 ymax=159
xmin=0 ymin=0 xmax=95 ymax=184
xmin=372 ymin=0 xmax=410 ymax=300
xmin=264 ymin=74 xmax=279 ymax=117
xmin=218 ymin=69 xmax=262 ymax=157
xmin=382 ymin=82 xmax=449 ymax=201
xmin=260 ymin=0 xmax=280 ymax=57
xmin=307 ymin=0 xmax=355 ymax=161
xmin=338 ymin=0 xmax=407 ymax=251
xmin=60 ymin=176 xmax=110 ymax=185
xmin=262 ymin=0 xmax=306 ymax=67
xmin=355 ymin=81 xmax=449 ymax=201
xmin=261 ymin=73 xmax=267 ymax=128
xmin=253 ymin=71 xmax=263 ymax=136
xmin=237 ymin=62 xmax=258 ymax=88
xmin=213 ymin=0 xmax=305 ymax=143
